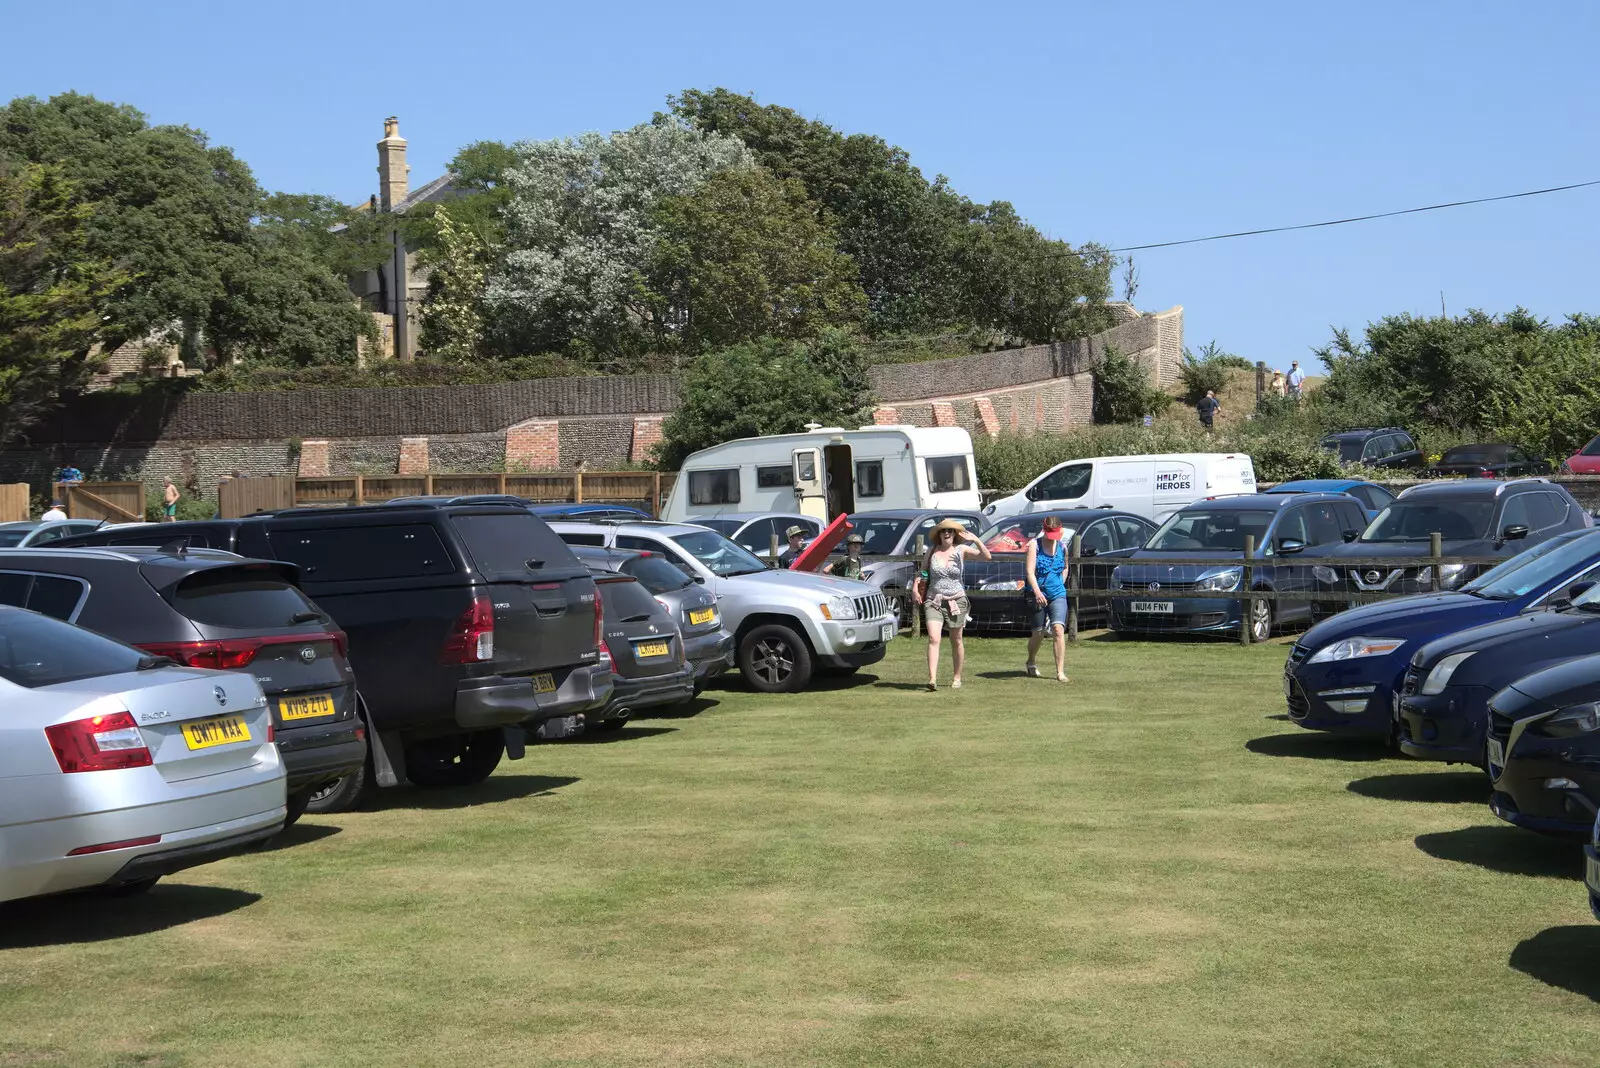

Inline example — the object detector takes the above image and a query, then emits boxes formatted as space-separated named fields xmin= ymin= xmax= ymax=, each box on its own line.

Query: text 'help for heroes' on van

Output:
xmin=985 ymin=454 xmax=1257 ymax=524
xmin=661 ymin=426 xmax=980 ymax=525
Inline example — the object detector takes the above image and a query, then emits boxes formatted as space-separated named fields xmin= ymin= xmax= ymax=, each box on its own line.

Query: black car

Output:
xmin=572 ymin=545 xmax=734 ymax=693
xmin=49 ymin=502 xmax=609 ymax=809
xmin=0 ymin=546 xmax=365 ymax=824
xmin=1428 ymin=443 xmax=1553 ymax=479
xmin=1320 ymin=427 xmax=1424 ymax=470
xmin=964 ymin=508 xmax=1157 ymax=629
xmin=1308 ymin=478 xmax=1589 ymax=602
xmin=1485 ymin=654 xmax=1600 ymax=839
xmin=584 ymin=569 xmax=696 ymax=731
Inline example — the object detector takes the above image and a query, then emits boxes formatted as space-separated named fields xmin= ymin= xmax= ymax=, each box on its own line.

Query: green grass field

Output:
xmin=3 ymin=634 xmax=1598 ymax=1068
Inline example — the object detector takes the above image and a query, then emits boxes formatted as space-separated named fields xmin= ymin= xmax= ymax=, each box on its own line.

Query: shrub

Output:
xmin=1179 ymin=341 xmax=1251 ymax=402
xmin=188 ymin=354 xmax=601 ymax=393
xmin=1092 ymin=345 xmax=1170 ymax=424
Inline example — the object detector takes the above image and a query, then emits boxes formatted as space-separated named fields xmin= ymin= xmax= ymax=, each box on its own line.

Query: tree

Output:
xmin=418 ymin=205 xmax=489 ymax=362
xmin=654 ymin=337 xmax=854 ymax=469
xmin=485 ymin=121 xmax=752 ymax=363
xmin=1092 ymin=345 xmax=1168 ymax=424
xmin=0 ymin=156 xmax=125 ymax=446
xmin=639 ymin=167 xmax=865 ymax=354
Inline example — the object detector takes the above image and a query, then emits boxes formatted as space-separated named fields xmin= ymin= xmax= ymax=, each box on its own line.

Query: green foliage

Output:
xmin=1178 ymin=340 xmax=1250 ymax=402
xmin=144 ymin=489 xmax=216 ymax=521
xmin=653 ymin=337 xmax=854 ymax=469
xmin=0 ymin=155 xmax=126 ymax=447
xmin=188 ymin=354 xmax=597 ymax=393
xmin=1091 ymin=345 xmax=1170 ymax=424
xmin=418 ymin=206 xmax=489 ymax=362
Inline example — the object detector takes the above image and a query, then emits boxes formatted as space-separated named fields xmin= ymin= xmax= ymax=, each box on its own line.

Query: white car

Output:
xmin=0 ymin=607 xmax=286 ymax=903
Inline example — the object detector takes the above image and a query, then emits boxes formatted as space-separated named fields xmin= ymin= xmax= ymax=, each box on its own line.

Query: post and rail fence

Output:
xmin=217 ymin=471 xmax=678 ymax=519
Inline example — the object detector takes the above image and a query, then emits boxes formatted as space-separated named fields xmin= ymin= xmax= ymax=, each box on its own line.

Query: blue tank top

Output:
xmin=1034 ymin=537 xmax=1067 ymax=599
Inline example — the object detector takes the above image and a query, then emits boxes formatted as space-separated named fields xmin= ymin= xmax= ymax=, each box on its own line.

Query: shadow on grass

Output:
xmin=639 ymin=697 xmax=719 ymax=720
xmin=1414 ymin=825 xmax=1584 ymax=879
xmin=1246 ymin=733 xmax=1389 ymax=762
xmin=1510 ymin=926 xmax=1600 ymax=1002
xmin=377 ymin=774 xmax=581 ymax=811
xmin=260 ymin=821 xmax=342 ymax=852
xmin=561 ymin=726 xmax=679 ymax=745
xmin=1347 ymin=771 xmax=1488 ymax=805
xmin=1264 ymin=713 xmax=1291 ymax=721
xmin=875 ymin=681 xmax=937 ymax=692
xmin=0 ymin=885 xmax=261 ymax=948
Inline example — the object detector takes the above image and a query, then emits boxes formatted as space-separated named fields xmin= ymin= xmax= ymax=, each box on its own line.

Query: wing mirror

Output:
xmin=1276 ymin=538 xmax=1306 ymax=555
xmin=1079 ymin=545 xmax=1098 ymax=558
xmin=1566 ymin=580 xmax=1596 ymax=604
xmin=1502 ymin=524 xmax=1530 ymax=541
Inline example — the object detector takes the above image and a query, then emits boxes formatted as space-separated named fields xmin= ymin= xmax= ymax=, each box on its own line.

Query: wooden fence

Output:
xmin=0 ymin=484 xmax=28 ymax=522
xmin=55 ymin=482 xmax=144 ymax=523
xmin=217 ymin=471 xmax=677 ymax=519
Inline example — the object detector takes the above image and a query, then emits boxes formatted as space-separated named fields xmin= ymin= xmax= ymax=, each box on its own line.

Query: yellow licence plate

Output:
xmin=531 ymin=672 xmax=557 ymax=694
xmin=635 ymin=641 xmax=671 ymax=658
xmin=688 ymin=608 xmax=715 ymax=625
xmin=279 ymin=693 xmax=336 ymax=722
xmin=182 ymin=714 xmax=251 ymax=751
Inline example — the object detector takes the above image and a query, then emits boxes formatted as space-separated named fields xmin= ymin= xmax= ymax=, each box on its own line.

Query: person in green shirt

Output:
xmin=825 ymin=533 xmax=866 ymax=580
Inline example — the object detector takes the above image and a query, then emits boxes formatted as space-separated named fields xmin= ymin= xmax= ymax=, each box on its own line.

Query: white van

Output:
xmin=984 ymin=453 xmax=1256 ymax=524
xmin=662 ymin=425 xmax=980 ymax=524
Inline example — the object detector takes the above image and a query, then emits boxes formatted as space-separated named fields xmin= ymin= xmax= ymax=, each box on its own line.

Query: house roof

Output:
xmin=393 ymin=174 xmax=455 ymax=214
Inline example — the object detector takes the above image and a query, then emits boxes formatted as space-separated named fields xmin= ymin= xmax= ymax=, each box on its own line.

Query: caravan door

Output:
xmin=792 ymin=448 xmax=827 ymax=521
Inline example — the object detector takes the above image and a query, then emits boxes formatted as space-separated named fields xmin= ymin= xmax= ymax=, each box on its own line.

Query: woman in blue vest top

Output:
xmin=1025 ymin=515 xmax=1069 ymax=682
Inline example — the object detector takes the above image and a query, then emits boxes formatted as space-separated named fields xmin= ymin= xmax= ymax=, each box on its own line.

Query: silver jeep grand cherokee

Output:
xmin=550 ymin=521 xmax=895 ymax=693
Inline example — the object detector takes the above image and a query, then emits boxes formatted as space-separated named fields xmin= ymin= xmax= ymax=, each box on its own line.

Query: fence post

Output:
xmin=1067 ymin=533 xmax=1082 ymax=644
xmin=497 ymin=473 xmax=507 ymax=496
xmin=1430 ymin=532 xmax=1443 ymax=593
xmin=651 ymin=472 xmax=662 ymax=517
xmin=770 ymin=531 xmax=780 ymax=562
xmin=1240 ymin=534 xmax=1256 ymax=646
xmin=1256 ymin=361 xmax=1266 ymax=404
xmin=424 ymin=474 xmax=434 ymax=496
xmin=911 ymin=535 xmax=926 ymax=638
xmin=574 ymin=471 xmax=585 ymax=504
xmin=354 ymin=475 xmax=365 ymax=508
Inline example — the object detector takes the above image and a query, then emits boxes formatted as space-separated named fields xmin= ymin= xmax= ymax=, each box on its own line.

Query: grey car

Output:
xmin=0 ymin=520 xmax=105 ymax=548
xmin=0 ymin=606 xmax=286 ymax=903
xmin=572 ymin=545 xmax=734 ymax=693
xmin=583 ymin=570 xmax=696 ymax=731
xmin=690 ymin=512 xmax=822 ymax=560
xmin=833 ymin=509 xmax=985 ymax=619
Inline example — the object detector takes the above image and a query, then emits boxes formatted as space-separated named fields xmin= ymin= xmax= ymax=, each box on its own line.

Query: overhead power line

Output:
xmin=1108 ymin=179 xmax=1600 ymax=252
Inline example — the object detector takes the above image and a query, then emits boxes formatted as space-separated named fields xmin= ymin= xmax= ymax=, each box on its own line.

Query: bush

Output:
xmin=1092 ymin=345 xmax=1170 ymax=424
xmin=1179 ymin=341 xmax=1251 ymax=402
xmin=143 ymin=490 xmax=216 ymax=523
xmin=189 ymin=354 xmax=601 ymax=393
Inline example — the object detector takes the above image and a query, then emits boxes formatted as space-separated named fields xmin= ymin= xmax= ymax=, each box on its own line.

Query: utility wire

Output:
xmin=1108 ymin=179 xmax=1600 ymax=252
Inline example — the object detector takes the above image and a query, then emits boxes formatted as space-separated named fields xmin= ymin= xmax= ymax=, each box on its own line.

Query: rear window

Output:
xmin=0 ymin=529 xmax=30 ymax=548
xmin=0 ymin=607 xmax=147 ymax=688
xmin=619 ymin=555 xmax=695 ymax=592
xmin=268 ymin=524 xmax=454 ymax=582
xmin=168 ymin=567 xmax=322 ymax=629
xmin=598 ymin=578 xmax=665 ymax=621
xmin=451 ymin=513 xmax=578 ymax=577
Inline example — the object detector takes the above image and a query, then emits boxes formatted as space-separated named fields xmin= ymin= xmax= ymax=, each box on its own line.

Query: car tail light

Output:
xmin=1480 ymin=469 xmax=1496 ymax=478
xmin=598 ymin=638 xmax=614 ymax=670
xmin=46 ymin=711 xmax=153 ymax=773
xmin=68 ymin=835 xmax=161 ymax=856
xmin=593 ymin=594 xmax=604 ymax=656
xmin=330 ymin=629 xmax=349 ymax=657
xmin=441 ymin=595 xmax=495 ymax=663
xmin=139 ymin=632 xmax=346 ymax=671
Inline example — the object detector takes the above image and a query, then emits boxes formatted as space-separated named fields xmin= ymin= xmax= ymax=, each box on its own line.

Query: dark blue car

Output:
xmin=1486 ymin=655 xmax=1600 ymax=839
xmin=1262 ymin=478 xmax=1396 ymax=521
xmin=1110 ymin=493 xmax=1367 ymax=641
xmin=1286 ymin=529 xmax=1600 ymax=741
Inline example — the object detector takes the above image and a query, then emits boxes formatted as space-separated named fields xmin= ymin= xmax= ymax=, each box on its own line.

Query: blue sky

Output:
xmin=4 ymin=0 xmax=1596 ymax=368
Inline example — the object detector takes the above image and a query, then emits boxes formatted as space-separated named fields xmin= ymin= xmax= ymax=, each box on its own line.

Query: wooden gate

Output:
xmin=0 ymin=484 xmax=27 ymax=522
xmin=57 ymin=482 xmax=145 ymax=523
xmin=218 ymin=476 xmax=295 ymax=518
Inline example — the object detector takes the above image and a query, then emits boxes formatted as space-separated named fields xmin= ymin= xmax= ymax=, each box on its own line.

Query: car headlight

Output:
xmin=983 ymin=503 xmax=996 ymax=515
xmin=820 ymin=595 xmax=858 ymax=621
xmin=1194 ymin=567 xmax=1241 ymax=593
xmin=1438 ymin=563 xmax=1468 ymax=588
xmin=980 ymin=579 xmax=1025 ymax=591
xmin=1312 ymin=565 xmax=1340 ymax=584
xmin=1419 ymin=651 xmax=1475 ymax=695
xmin=1537 ymin=703 xmax=1600 ymax=738
xmin=1306 ymin=636 xmax=1407 ymax=664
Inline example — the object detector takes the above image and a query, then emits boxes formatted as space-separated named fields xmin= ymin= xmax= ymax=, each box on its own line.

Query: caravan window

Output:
xmin=856 ymin=460 xmax=885 ymax=498
xmin=688 ymin=468 xmax=740 ymax=506
xmin=756 ymin=465 xmax=793 ymax=489
xmin=926 ymin=456 xmax=971 ymax=493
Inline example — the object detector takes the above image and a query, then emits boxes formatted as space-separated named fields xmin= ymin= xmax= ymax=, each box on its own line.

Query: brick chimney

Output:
xmin=377 ymin=116 xmax=409 ymax=212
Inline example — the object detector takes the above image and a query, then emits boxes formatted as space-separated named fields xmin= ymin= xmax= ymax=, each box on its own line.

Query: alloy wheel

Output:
xmin=1249 ymin=598 xmax=1272 ymax=642
xmin=753 ymin=637 xmax=795 ymax=686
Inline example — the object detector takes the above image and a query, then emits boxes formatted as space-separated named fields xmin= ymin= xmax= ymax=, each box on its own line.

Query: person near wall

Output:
xmin=40 ymin=501 xmax=67 ymax=522
xmin=1197 ymin=390 xmax=1221 ymax=431
xmin=1025 ymin=515 xmax=1070 ymax=682
xmin=824 ymin=533 xmax=866 ymax=579
xmin=162 ymin=478 xmax=180 ymax=522
xmin=911 ymin=518 xmax=991 ymax=691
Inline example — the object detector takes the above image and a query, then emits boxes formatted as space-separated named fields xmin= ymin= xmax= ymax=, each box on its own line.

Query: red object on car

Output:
xmin=789 ymin=515 xmax=852 ymax=571
xmin=1563 ymin=435 xmax=1600 ymax=474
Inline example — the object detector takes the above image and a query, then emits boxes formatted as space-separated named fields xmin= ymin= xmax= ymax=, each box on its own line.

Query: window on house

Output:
xmin=926 ymin=456 xmax=971 ymax=494
xmin=856 ymin=461 xmax=885 ymax=498
xmin=688 ymin=468 xmax=740 ymax=506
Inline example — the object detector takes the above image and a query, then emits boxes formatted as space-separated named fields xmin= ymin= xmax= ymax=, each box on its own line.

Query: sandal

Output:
xmin=926 ymin=681 xmax=937 ymax=692
xmin=952 ymin=678 xmax=962 ymax=689
xmin=1024 ymin=663 xmax=1040 ymax=678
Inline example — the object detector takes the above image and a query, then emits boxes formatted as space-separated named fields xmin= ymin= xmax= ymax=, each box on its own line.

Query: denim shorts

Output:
xmin=1031 ymin=595 xmax=1069 ymax=632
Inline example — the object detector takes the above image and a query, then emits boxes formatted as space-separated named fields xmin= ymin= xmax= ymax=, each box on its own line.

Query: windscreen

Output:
xmin=620 ymin=555 xmax=695 ymax=593
xmin=670 ymin=530 xmax=769 ymax=577
xmin=1147 ymin=509 xmax=1274 ymax=551
xmin=599 ymin=578 xmax=666 ymax=622
xmin=0 ymin=607 xmax=147 ymax=687
xmin=979 ymin=516 xmax=1079 ymax=553
xmin=694 ymin=519 xmax=742 ymax=536
xmin=1362 ymin=500 xmax=1494 ymax=542
xmin=1322 ymin=438 xmax=1364 ymax=462
xmin=847 ymin=517 xmax=910 ymax=555
xmin=1582 ymin=436 xmax=1600 ymax=458
xmin=1441 ymin=447 xmax=1503 ymax=464
xmin=167 ymin=567 xmax=323 ymax=629
xmin=1463 ymin=531 xmax=1597 ymax=600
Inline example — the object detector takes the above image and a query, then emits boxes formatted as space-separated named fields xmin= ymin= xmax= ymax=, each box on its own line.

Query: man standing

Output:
xmin=1287 ymin=360 xmax=1306 ymax=399
xmin=777 ymin=525 xmax=808 ymax=568
xmin=1196 ymin=390 xmax=1221 ymax=431
xmin=162 ymin=478 xmax=181 ymax=522
xmin=58 ymin=463 xmax=83 ymax=485
xmin=40 ymin=500 xmax=67 ymax=522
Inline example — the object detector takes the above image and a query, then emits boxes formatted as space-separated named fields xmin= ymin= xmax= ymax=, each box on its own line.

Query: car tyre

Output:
xmin=1246 ymin=595 xmax=1274 ymax=643
xmin=739 ymin=623 xmax=813 ymax=693
xmin=283 ymin=788 xmax=313 ymax=827
xmin=304 ymin=758 xmax=375 ymax=815
xmin=405 ymin=729 xmax=505 ymax=788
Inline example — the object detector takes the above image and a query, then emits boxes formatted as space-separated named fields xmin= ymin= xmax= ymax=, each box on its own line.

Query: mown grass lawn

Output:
xmin=3 ymin=634 xmax=1599 ymax=1067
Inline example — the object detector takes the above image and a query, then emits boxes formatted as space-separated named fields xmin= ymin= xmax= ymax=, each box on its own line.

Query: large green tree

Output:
xmin=0 ymin=155 xmax=125 ymax=446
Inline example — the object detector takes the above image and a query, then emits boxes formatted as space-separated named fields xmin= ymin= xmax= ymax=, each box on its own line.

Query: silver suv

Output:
xmin=550 ymin=521 xmax=896 ymax=693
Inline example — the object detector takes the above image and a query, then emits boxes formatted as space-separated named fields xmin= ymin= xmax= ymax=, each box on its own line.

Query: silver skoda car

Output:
xmin=0 ymin=606 xmax=286 ymax=903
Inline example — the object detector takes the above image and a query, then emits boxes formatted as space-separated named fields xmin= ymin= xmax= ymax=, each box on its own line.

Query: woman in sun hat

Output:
xmin=911 ymin=518 xmax=990 ymax=690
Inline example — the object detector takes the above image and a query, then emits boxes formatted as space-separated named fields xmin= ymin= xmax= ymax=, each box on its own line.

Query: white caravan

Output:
xmin=984 ymin=453 xmax=1257 ymax=524
xmin=662 ymin=426 xmax=980 ymax=524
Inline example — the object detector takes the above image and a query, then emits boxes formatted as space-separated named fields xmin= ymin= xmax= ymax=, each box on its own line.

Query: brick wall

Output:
xmin=505 ymin=419 xmax=559 ymax=472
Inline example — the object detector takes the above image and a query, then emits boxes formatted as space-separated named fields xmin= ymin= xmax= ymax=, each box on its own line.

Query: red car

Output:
xmin=1562 ymin=435 xmax=1600 ymax=474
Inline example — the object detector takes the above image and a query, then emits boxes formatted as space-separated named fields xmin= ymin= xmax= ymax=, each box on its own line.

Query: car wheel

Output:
xmin=283 ymin=788 xmax=313 ymax=827
xmin=405 ymin=729 xmax=505 ymax=788
xmin=739 ymin=623 xmax=813 ymax=693
xmin=304 ymin=758 xmax=375 ymax=814
xmin=1247 ymin=595 xmax=1274 ymax=642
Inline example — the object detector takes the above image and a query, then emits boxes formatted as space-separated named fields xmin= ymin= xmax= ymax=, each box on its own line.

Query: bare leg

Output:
xmin=1052 ymin=624 xmax=1067 ymax=680
xmin=925 ymin=616 xmax=943 ymax=688
xmin=1027 ymin=629 xmax=1043 ymax=667
xmin=950 ymin=627 xmax=965 ymax=685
